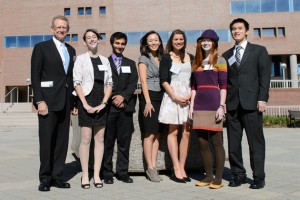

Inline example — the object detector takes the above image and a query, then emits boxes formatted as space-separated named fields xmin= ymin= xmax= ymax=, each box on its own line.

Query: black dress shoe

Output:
xmin=249 ymin=178 xmax=265 ymax=189
xmin=51 ymin=180 xmax=71 ymax=188
xmin=104 ymin=177 xmax=114 ymax=184
xmin=228 ymin=175 xmax=247 ymax=187
xmin=183 ymin=177 xmax=191 ymax=182
xmin=38 ymin=183 xmax=50 ymax=192
xmin=116 ymin=175 xmax=133 ymax=183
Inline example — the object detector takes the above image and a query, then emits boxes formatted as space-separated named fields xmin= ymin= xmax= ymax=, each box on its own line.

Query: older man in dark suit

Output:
xmin=222 ymin=18 xmax=271 ymax=189
xmin=31 ymin=15 xmax=76 ymax=192
xmin=103 ymin=32 xmax=138 ymax=184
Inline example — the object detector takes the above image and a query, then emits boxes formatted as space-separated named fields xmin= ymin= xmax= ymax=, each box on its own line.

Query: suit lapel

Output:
xmin=49 ymin=40 xmax=65 ymax=73
xmin=239 ymin=42 xmax=254 ymax=70
xmin=65 ymin=44 xmax=73 ymax=74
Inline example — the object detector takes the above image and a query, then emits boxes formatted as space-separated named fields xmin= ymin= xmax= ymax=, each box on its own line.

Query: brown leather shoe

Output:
xmin=209 ymin=181 xmax=224 ymax=189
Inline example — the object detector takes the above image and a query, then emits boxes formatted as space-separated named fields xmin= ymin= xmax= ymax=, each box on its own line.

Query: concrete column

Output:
xmin=289 ymin=55 xmax=298 ymax=88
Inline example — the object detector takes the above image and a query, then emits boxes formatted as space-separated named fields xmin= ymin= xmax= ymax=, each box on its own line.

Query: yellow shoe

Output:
xmin=195 ymin=181 xmax=212 ymax=187
xmin=209 ymin=181 xmax=224 ymax=189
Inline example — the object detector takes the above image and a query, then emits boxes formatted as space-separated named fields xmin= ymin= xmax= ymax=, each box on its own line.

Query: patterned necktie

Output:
xmin=115 ymin=57 xmax=121 ymax=74
xmin=235 ymin=45 xmax=242 ymax=67
xmin=61 ymin=44 xmax=70 ymax=73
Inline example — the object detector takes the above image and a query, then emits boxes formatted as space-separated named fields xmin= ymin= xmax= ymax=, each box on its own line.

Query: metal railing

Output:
xmin=270 ymin=80 xmax=300 ymax=88
xmin=265 ymin=105 xmax=300 ymax=117
xmin=5 ymin=87 xmax=19 ymax=103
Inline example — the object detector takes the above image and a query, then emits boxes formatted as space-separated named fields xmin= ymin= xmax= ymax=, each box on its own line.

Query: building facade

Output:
xmin=0 ymin=0 xmax=300 ymax=103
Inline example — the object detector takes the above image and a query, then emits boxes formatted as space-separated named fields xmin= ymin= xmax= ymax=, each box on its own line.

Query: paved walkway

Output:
xmin=0 ymin=127 xmax=299 ymax=200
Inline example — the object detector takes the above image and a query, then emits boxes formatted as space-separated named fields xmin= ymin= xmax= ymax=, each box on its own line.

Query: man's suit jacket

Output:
xmin=108 ymin=56 xmax=138 ymax=113
xmin=222 ymin=42 xmax=271 ymax=111
xmin=31 ymin=39 xmax=76 ymax=111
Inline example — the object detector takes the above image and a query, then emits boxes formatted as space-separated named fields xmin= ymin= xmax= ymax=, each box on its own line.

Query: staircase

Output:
xmin=0 ymin=103 xmax=38 ymax=127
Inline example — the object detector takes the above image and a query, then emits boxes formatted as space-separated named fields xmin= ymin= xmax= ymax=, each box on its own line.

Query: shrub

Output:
xmin=263 ymin=115 xmax=289 ymax=128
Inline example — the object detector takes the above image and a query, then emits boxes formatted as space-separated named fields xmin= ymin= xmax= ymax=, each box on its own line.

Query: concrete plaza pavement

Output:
xmin=0 ymin=127 xmax=300 ymax=200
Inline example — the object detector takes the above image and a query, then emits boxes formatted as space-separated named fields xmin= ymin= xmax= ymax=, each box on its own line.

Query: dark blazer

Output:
xmin=31 ymin=39 xmax=76 ymax=111
xmin=222 ymin=42 xmax=271 ymax=111
xmin=108 ymin=56 xmax=138 ymax=113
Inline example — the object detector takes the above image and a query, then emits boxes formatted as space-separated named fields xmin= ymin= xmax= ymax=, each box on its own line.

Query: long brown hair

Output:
xmin=192 ymin=39 xmax=218 ymax=72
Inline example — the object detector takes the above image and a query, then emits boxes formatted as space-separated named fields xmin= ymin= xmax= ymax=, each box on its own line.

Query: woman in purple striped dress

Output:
xmin=189 ymin=30 xmax=227 ymax=189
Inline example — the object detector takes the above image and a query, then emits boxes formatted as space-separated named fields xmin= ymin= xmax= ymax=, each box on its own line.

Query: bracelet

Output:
xmin=101 ymin=100 xmax=108 ymax=105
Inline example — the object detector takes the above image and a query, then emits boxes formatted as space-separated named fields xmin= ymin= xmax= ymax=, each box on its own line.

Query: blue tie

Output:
xmin=61 ymin=44 xmax=70 ymax=73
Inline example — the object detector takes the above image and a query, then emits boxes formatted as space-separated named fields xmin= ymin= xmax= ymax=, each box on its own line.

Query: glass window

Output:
xmin=64 ymin=8 xmax=70 ymax=16
xmin=185 ymin=30 xmax=201 ymax=43
xmin=261 ymin=0 xmax=276 ymax=12
xmin=294 ymin=0 xmax=300 ymax=11
xmin=17 ymin=36 xmax=30 ymax=48
xmin=44 ymin=35 xmax=52 ymax=41
xmin=276 ymin=0 xmax=290 ymax=12
xmin=127 ymin=32 xmax=142 ymax=45
xmin=99 ymin=33 xmax=106 ymax=40
xmin=85 ymin=7 xmax=92 ymax=15
xmin=4 ymin=36 xmax=16 ymax=48
xmin=246 ymin=1 xmax=260 ymax=13
xmin=262 ymin=28 xmax=276 ymax=37
xmin=215 ymin=29 xmax=230 ymax=42
xmin=78 ymin=7 xmax=84 ymax=15
xmin=253 ymin=28 xmax=261 ymax=37
xmin=278 ymin=27 xmax=285 ymax=37
xmin=31 ymin=35 xmax=43 ymax=47
xmin=230 ymin=1 xmax=245 ymax=14
xmin=99 ymin=6 xmax=106 ymax=14
xmin=72 ymin=34 xmax=78 ymax=42
xmin=157 ymin=31 xmax=171 ymax=44
xmin=65 ymin=34 xmax=71 ymax=42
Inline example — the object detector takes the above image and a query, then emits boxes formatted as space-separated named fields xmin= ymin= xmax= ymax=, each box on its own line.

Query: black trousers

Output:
xmin=226 ymin=105 xmax=265 ymax=179
xmin=38 ymin=101 xmax=71 ymax=184
xmin=103 ymin=109 xmax=134 ymax=178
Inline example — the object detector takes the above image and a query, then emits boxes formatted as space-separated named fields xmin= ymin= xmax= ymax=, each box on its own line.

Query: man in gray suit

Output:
xmin=222 ymin=18 xmax=271 ymax=189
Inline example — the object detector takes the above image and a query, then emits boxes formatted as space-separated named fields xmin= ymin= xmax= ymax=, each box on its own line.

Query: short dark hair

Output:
xmin=110 ymin=32 xmax=127 ymax=45
xmin=230 ymin=18 xmax=249 ymax=31
xmin=140 ymin=30 xmax=164 ymax=58
xmin=83 ymin=29 xmax=101 ymax=41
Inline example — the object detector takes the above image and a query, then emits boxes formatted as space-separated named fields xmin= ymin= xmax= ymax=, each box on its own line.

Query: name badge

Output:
xmin=121 ymin=66 xmax=131 ymax=73
xmin=204 ymin=64 xmax=214 ymax=70
xmin=41 ymin=81 xmax=53 ymax=87
xmin=98 ymin=65 xmax=108 ymax=71
xmin=170 ymin=65 xmax=180 ymax=74
xmin=228 ymin=55 xmax=236 ymax=66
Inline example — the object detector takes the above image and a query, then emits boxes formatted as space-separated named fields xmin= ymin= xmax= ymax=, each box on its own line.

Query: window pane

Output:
xmin=261 ymin=0 xmax=275 ymax=12
xmin=72 ymin=34 xmax=78 ymax=42
xmin=157 ymin=31 xmax=171 ymax=44
xmin=253 ymin=28 xmax=261 ymax=37
xmin=78 ymin=7 xmax=84 ymax=15
xmin=276 ymin=0 xmax=290 ymax=12
xmin=65 ymin=34 xmax=70 ymax=42
xmin=294 ymin=0 xmax=300 ymax=11
xmin=262 ymin=28 xmax=276 ymax=37
xmin=215 ymin=29 xmax=230 ymax=42
xmin=231 ymin=1 xmax=245 ymax=14
xmin=86 ymin=7 xmax=92 ymax=15
xmin=17 ymin=36 xmax=30 ymax=47
xmin=99 ymin=6 xmax=106 ymax=14
xmin=185 ymin=30 xmax=201 ymax=43
xmin=4 ymin=36 xmax=16 ymax=48
xmin=44 ymin=35 xmax=52 ymax=41
xmin=127 ymin=32 xmax=142 ymax=45
xmin=31 ymin=35 xmax=43 ymax=47
xmin=64 ymin=8 xmax=70 ymax=16
xmin=278 ymin=27 xmax=285 ymax=36
xmin=99 ymin=33 xmax=106 ymax=40
xmin=246 ymin=1 xmax=260 ymax=13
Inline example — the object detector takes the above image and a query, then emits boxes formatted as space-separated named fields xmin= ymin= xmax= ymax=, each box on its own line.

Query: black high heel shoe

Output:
xmin=183 ymin=177 xmax=191 ymax=182
xmin=81 ymin=177 xmax=90 ymax=189
xmin=170 ymin=170 xmax=186 ymax=183
xmin=93 ymin=177 xmax=103 ymax=188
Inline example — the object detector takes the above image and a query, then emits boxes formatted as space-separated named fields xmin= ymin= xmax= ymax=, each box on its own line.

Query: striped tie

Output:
xmin=115 ymin=57 xmax=121 ymax=74
xmin=235 ymin=46 xmax=242 ymax=67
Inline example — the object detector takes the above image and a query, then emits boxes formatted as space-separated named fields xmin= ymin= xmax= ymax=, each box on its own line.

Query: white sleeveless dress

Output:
xmin=158 ymin=62 xmax=191 ymax=125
